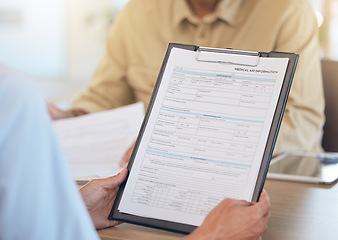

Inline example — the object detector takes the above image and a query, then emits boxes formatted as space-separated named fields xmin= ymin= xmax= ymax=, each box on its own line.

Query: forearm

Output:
xmin=273 ymin=44 xmax=324 ymax=154
xmin=72 ymin=7 xmax=135 ymax=113
xmin=66 ymin=108 xmax=88 ymax=117
xmin=272 ymin=2 xmax=325 ymax=154
xmin=274 ymin=104 xmax=324 ymax=155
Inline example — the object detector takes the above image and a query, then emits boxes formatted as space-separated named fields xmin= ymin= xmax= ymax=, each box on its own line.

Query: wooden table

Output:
xmin=98 ymin=179 xmax=338 ymax=240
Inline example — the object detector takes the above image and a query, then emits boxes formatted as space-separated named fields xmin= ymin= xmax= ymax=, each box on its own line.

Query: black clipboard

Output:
xmin=109 ymin=43 xmax=298 ymax=234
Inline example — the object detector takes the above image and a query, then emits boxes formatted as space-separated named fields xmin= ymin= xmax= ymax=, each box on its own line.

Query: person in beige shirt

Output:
xmin=50 ymin=0 xmax=325 ymax=157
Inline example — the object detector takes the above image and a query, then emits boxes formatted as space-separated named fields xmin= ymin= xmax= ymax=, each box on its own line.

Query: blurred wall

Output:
xmin=0 ymin=0 xmax=66 ymax=79
xmin=0 ymin=0 xmax=129 ymax=82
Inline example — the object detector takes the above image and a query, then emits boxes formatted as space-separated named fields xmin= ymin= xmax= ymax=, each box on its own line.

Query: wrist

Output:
xmin=183 ymin=227 xmax=212 ymax=240
xmin=67 ymin=109 xmax=88 ymax=117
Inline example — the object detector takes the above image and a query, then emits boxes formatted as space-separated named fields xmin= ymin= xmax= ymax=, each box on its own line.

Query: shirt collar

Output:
xmin=173 ymin=0 xmax=244 ymax=27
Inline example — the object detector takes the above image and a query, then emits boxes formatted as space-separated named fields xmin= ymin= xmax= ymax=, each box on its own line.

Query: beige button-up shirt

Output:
xmin=73 ymin=0 xmax=325 ymax=155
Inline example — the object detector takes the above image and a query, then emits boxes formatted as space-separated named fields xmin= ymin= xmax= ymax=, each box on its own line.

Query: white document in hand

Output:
xmin=53 ymin=102 xmax=144 ymax=180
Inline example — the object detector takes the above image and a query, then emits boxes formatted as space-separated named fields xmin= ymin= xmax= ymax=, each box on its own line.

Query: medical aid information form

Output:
xmin=118 ymin=47 xmax=289 ymax=226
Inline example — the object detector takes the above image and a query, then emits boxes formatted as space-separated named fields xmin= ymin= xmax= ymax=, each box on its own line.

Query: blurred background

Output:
xmin=0 ymin=0 xmax=337 ymax=105
xmin=0 ymin=0 xmax=128 ymax=105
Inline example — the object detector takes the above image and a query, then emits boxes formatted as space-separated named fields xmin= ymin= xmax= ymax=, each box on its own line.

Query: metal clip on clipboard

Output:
xmin=196 ymin=47 xmax=260 ymax=66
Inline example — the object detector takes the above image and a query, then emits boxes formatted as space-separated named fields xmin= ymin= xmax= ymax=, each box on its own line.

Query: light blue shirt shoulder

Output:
xmin=0 ymin=65 xmax=99 ymax=240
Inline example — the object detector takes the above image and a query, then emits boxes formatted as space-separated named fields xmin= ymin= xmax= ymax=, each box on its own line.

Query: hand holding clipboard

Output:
xmin=109 ymin=43 xmax=298 ymax=233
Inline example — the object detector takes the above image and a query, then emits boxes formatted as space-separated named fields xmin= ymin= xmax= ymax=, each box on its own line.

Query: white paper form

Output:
xmin=119 ymin=48 xmax=289 ymax=226
xmin=53 ymin=102 xmax=144 ymax=180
